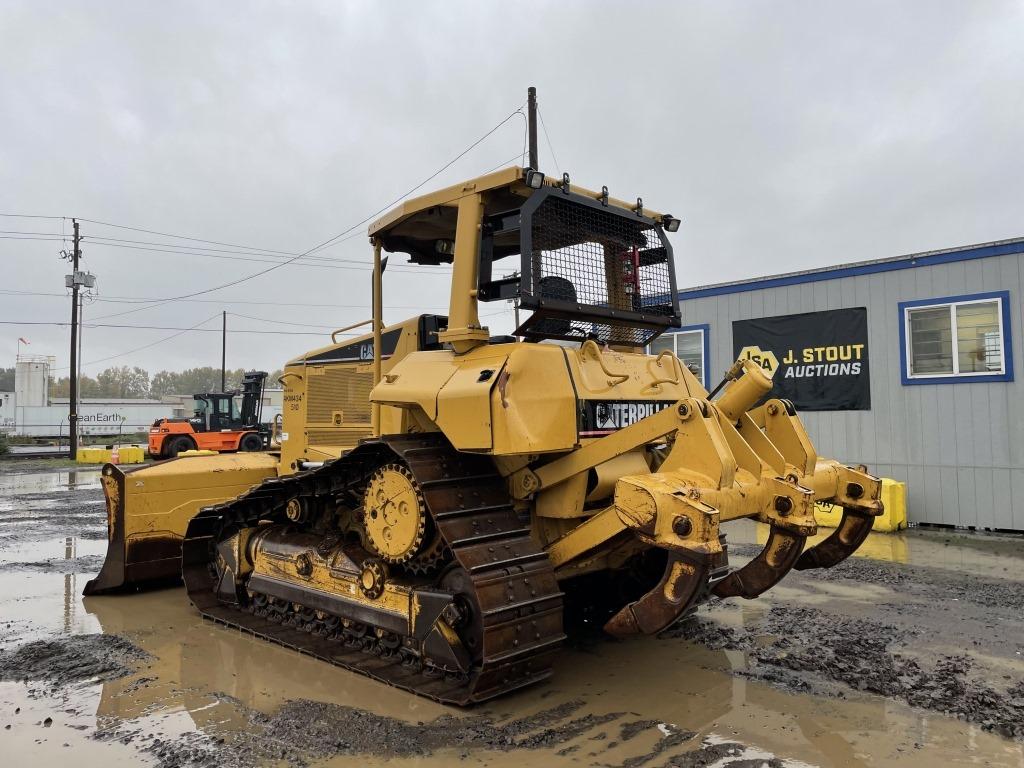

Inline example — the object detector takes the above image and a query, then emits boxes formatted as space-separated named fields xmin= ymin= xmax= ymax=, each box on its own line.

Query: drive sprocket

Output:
xmin=362 ymin=463 xmax=427 ymax=564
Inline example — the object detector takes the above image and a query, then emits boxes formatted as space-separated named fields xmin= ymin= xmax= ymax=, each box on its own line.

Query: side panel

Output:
xmin=375 ymin=343 xmax=700 ymax=457
xmin=564 ymin=346 xmax=701 ymax=402
xmin=435 ymin=352 xmax=510 ymax=450
xmin=491 ymin=345 xmax=578 ymax=455
xmin=375 ymin=344 xmax=578 ymax=455
xmin=373 ymin=353 xmax=461 ymax=421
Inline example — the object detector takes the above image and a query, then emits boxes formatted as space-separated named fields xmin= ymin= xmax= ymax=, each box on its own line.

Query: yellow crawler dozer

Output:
xmin=86 ymin=164 xmax=882 ymax=704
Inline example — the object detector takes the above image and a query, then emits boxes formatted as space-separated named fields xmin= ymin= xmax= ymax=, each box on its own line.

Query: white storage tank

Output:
xmin=15 ymin=357 xmax=51 ymax=407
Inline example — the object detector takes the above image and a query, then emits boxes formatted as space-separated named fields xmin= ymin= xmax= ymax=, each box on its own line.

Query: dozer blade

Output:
xmin=712 ymin=526 xmax=806 ymax=599
xmin=604 ymin=551 xmax=718 ymax=636
xmin=84 ymin=454 xmax=279 ymax=595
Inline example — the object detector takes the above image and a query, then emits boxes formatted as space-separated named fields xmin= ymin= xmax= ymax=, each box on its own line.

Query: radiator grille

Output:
xmin=307 ymin=426 xmax=373 ymax=447
xmin=306 ymin=366 xmax=373 ymax=425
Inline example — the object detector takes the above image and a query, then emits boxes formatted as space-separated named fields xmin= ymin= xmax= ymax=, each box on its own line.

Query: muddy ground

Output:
xmin=1 ymin=461 xmax=1023 ymax=767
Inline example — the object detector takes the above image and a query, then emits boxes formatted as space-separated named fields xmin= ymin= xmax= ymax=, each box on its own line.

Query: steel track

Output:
xmin=182 ymin=433 xmax=566 ymax=705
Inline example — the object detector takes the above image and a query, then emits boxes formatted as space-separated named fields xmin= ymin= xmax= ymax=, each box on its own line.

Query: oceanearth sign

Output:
xmin=732 ymin=307 xmax=870 ymax=411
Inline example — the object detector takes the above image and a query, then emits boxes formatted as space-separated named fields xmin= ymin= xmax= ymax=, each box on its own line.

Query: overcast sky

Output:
xmin=2 ymin=1 xmax=1022 ymax=379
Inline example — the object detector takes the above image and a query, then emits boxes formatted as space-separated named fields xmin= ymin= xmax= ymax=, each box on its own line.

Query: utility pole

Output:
xmin=221 ymin=310 xmax=227 ymax=392
xmin=68 ymin=219 xmax=81 ymax=457
xmin=78 ymin=292 xmax=84 ymax=401
xmin=527 ymin=86 xmax=539 ymax=170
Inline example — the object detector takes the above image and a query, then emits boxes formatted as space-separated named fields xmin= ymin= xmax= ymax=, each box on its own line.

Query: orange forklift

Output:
xmin=148 ymin=371 xmax=269 ymax=459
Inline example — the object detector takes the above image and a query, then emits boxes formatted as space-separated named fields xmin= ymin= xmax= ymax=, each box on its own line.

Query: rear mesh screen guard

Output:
xmin=514 ymin=189 xmax=680 ymax=345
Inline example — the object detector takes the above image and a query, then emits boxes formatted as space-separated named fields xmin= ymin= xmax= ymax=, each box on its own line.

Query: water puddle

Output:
xmin=0 ymin=470 xmax=101 ymax=495
xmin=1 ymin=471 xmax=1023 ymax=765
xmin=1 ymin=536 xmax=108 ymax=565
xmin=0 ymin=580 xmax=1020 ymax=767
xmin=0 ymin=682 xmax=149 ymax=767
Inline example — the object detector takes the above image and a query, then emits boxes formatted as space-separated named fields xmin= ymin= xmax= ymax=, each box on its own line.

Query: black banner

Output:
xmin=732 ymin=308 xmax=870 ymax=411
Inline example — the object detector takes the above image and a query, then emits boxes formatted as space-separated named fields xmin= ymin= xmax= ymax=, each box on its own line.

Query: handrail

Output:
xmin=277 ymin=372 xmax=302 ymax=386
xmin=580 ymin=340 xmax=630 ymax=386
xmin=270 ymin=413 xmax=284 ymax=446
xmin=331 ymin=319 xmax=372 ymax=343
xmin=647 ymin=349 xmax=683 ymax=387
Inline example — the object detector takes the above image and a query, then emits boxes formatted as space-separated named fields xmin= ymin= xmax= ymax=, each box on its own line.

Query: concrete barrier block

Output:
xmin=117 ymin=446 xmax=145 ymax=464
xmin=77 ymin=447 xmax=110 ymax=463
xmin=814 ymin=478 xmax=907 ymax=533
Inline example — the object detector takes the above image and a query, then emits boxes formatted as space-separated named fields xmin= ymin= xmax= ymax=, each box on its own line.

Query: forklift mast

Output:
xmin=239 ymin=370 xmax=267 ymax=428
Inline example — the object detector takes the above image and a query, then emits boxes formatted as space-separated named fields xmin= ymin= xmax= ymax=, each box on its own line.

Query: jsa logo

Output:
xmin=737 ymin=345 xmax=779 ymax=377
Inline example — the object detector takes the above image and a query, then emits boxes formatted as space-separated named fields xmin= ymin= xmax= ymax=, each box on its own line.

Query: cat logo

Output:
xmin=737 ymin=345 xmax=779 ymax=377
xmin=359 ymin=342 xmax=374 ymax=361
xmin=582 ymin=400 xmax=675 ymax=436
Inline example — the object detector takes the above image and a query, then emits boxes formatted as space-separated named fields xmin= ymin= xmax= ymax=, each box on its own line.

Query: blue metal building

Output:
xmin=661 ymin=237 xmax=1024 ymax=531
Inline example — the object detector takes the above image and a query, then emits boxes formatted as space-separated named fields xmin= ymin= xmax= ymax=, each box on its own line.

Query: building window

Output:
xmin=899 ymin=291 xmax=1013 ymax=385
xmin=648 ymin=324 xmax=710 ymax=389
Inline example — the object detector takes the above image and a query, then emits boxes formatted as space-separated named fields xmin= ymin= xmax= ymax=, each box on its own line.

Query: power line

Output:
xmin=538 ymin=106 xmax=561 ymax=172
xmin=61 ymin=312 xmax=222 ymax=372
xmin=84 ymin=233 xmax=329 ymax=259
xmin=227 ymin=311 xmax=337 ymax=330
xmin=7 ymin=106 xmax=522 ymax=332
xmin=0 ymin=288 xmax=448 ymax=311
xmin=0 ymin=234 xmax=66 ymax=241
xmin=262 ymin=147 xmax=529 ymax=261
xmin=79 ymin=238 xmax=450 ymax=275
xmin=82 ymin=233 xmax=452 ymax=271
xmin=304 ymin=104 xmax=527 ymax=259
xmin=0 ymin=228 xmax=450 ymax=274
xmin=8 ymin=106 xmax=525 ymax=372
xmin=482 ymin=152 xmax=530 ymax=176
xmin=78 ymin=104 xmax=526 ymax=323
xmin=0 ymin=213 xmax=65 ymax=220
xmin=0 ymin=319 xmax=348 ymax=336
xmin=78 ymin=218 xmax=300 ymax=257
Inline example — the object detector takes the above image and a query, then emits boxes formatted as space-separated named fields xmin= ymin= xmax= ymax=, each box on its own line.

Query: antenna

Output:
xmin=527 ymin=86 xmax=539 ymax=170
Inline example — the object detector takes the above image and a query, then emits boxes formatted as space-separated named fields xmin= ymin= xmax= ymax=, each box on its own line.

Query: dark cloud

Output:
xmin=1 ymin=1 xmax=1021 ymax=373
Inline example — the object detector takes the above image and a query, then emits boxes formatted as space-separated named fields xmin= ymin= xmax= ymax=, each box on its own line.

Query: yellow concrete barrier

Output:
xmin=117 ymin=446 xmax=146 ymax=464
xmin=76 ymin=447 xmax=107 ymax=463
xmin=76 ymin=446 xmax=147 ymax=464
xmin=179 ymin=449 xmax=219 ymax=457
xmin=814 ymin=478 xmax=907 ymax=533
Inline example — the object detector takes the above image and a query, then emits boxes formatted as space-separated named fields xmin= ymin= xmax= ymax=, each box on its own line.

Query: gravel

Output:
xmin=0 ymin=634 xmax=151 ymax=685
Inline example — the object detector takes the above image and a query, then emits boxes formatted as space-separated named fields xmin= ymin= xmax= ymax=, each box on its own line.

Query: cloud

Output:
xmin=1 ymin=0 xmax=1021 ymax=374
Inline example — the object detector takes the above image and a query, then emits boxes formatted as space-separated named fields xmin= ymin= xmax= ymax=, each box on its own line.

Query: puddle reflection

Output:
xmin=75 ymin=591 xmax=1024 ymax=768
xmin=740 ymin=520 xmax=1024 ymax=579
xmin=0 ymin=469 xmax=101 ymax=494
